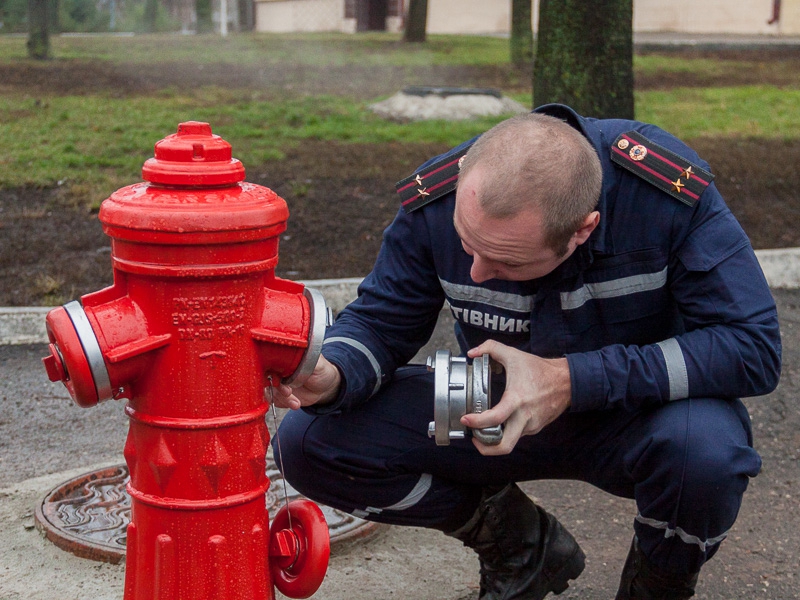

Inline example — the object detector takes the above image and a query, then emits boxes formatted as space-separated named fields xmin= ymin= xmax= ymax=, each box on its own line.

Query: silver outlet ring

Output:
xmin=282 ymin=287 xmax=328 ymax=386
xmin=63 ymin=301 xmax=113 ymax=402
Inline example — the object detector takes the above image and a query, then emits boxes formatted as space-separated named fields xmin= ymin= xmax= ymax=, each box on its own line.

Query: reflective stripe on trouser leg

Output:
xmin=626 ymin=398 xmax=761 ymax=574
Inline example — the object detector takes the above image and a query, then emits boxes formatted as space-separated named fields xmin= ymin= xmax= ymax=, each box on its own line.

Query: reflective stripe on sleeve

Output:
xmin=656 ymin=337 xmax=689 ymax=401
xmin=323 ymin=336 xmax=383 ymax=396
xmin=560 ymin=267 xmax=668 ymax=310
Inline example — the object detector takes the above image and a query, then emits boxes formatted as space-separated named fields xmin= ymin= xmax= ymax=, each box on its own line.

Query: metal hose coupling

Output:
xmin=426 ymin=349 xmax=504 ymax=446
xmin=282 ymin=287 xmax=334 ymax=387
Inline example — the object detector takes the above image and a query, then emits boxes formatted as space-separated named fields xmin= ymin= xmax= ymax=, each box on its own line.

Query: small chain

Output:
xmin=267 ymin=376 xmax=293 ymax=530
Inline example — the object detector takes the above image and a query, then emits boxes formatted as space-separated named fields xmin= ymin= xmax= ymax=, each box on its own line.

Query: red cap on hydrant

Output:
xmin=141 ymin=121 xmax=246 ymax=187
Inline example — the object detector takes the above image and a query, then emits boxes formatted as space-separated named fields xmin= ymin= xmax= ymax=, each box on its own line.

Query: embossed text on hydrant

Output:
xmin=172 ymin=294 xmax=247 ymax=341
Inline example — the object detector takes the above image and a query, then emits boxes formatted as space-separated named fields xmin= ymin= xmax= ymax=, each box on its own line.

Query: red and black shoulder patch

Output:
xmin=395 ymin=144 xmax=472 ymax=213
xmin=610 ymin=131 xmax=714 ymax=207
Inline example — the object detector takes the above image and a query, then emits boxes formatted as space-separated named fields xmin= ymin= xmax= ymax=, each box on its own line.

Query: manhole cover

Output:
xmin=35 ymin=462 xmax=381 ymax=564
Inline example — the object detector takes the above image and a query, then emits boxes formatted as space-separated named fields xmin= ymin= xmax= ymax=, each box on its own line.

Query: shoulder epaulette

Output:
xmin=395 ymin=144 xmax=472 ymax=213
xmin=610 ymin=130 xmax=714 ymax=207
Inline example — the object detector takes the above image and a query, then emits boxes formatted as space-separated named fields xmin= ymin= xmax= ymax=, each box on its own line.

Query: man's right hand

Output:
xmin=271 ymin=355 xmax=341 ymax=410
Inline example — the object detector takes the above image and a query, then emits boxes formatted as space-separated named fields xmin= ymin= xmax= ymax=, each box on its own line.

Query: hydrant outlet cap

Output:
xmin=142 ymin=121 xmax=246 ymax=187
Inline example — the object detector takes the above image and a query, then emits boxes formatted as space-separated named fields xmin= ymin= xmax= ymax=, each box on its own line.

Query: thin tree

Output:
xmin=143 ymin=0 xmax=158 ymax=32
xmin=27 ymin=0 xmax=50 ymax=59
xmin=404 ymin=0 xmax=427 ymax=43
xmin=196 ymin=0 xmax=212 ymax=32
xmin=238 ymin=0 xmax=254 ymax=31
xmin=533 ymin=0 xmax=634 ymax=119
xmin=510 ymin=0 xmax=533 ymax=68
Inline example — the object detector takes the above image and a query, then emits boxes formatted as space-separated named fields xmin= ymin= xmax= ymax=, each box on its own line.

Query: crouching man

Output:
xmin=273 ymin=105 xmax=781 ymax=599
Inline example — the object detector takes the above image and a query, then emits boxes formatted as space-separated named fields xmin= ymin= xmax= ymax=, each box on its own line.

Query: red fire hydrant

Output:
xmin=42 ymin=122 xmax=330 ymax=599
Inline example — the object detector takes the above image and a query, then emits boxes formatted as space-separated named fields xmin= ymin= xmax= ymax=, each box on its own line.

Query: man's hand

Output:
xmin=461 ymin=340 xmax=572 ymax=456
xmin=271 ymin=355 xmax=341 ymax=410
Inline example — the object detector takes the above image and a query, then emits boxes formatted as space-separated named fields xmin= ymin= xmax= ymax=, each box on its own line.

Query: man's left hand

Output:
xmin=461 ymin=340 xmax=572 ymax=456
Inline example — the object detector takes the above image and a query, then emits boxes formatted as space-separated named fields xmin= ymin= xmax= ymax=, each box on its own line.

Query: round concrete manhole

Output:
xmin=35 ymin=462 xmax=381 ymax=564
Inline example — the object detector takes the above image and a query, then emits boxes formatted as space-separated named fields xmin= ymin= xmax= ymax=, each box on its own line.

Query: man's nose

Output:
xmin=470 ymin=256 xmax=495 ymax=283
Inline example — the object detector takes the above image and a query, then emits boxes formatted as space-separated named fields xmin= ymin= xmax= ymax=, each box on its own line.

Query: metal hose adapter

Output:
xmin=426 ymin=349 xmax=503 ymax=446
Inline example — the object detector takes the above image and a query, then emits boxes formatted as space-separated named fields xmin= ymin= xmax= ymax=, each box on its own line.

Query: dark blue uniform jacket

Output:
xmin=318 ymin=104 xmax=782 ymax=414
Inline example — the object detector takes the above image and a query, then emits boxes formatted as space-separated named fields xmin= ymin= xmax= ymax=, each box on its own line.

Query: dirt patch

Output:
xmin=635 ymin=47 xmax=800 ymax=89
xmin=0 ymin=60 xmax=528 ymax=99
xmin=2 ymin=48 xmax=800 ymax=100
xmin=2 ymin=134 xmax=799 ymax=307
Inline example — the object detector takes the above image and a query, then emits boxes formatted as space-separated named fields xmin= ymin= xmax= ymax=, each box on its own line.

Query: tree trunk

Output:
xmin=27 ymin=0 xmax=50 ymax=60
xmin=510 ymin=0 xmax=533 ymax=68
xmin=533 ymin=0 xmax=633 ymax=119
xmin=238 ymin=0 xmax=254 ymax=31
xmin=195 ymin=0 xmax=212 ymax=33
xmin=403 ymin=0 xmax=427 ymax=43
xmin=143 ymin=0 xmax=158 ymax=32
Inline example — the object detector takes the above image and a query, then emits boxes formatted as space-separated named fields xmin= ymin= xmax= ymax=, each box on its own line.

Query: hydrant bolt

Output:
xmin=270 ymin=529 xmax=301 ymax=569
xmin=43 ymin=343 xmax=67 ymax=383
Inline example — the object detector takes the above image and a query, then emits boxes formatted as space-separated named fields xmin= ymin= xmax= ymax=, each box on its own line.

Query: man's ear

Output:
xmin=572 ymin=211 xmax=600 ymax=246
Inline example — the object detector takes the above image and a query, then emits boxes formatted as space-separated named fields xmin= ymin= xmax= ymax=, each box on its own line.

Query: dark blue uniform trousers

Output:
xmin=275 ymin=365 xmax=761 ymax=574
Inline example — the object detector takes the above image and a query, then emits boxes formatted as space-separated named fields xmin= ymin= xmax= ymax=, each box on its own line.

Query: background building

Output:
xmin=254 ymin=0 xmax=800 ymax=36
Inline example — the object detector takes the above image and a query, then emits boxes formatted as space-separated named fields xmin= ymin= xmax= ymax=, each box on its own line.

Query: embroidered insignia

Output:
xmin=630 ymin=145 xmax=647 ymax=161
xmin=610 ymin=131 xmax=715 ymax=207
xmin=396 ymin=143 xmax=473 ymax=213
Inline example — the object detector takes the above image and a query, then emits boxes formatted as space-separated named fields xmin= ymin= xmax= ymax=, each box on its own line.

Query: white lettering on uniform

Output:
xmin=449 ymin=306 xmax=530 ymax=334
xmin=499 ymin=317 xmax=515 ymax=332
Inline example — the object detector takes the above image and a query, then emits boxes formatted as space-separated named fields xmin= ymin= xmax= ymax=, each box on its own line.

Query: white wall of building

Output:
xmin=786 ymin=1 xmax=800 ymax=33
xmin=427 ymin=0 xmax=511 ymax=35
xmin=633 ymin=0 xmax=783 ymax=35
xmin=424 ymin=0 xmax=795 ymax=36
xmin=256 ymin=0 xmax=346 ymax=33
xmin=255 ymin=0 xmax=800 ymax=36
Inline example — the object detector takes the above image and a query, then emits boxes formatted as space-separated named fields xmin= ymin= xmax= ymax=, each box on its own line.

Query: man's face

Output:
xmin=453 ymin=168 xmax=584 ymax=283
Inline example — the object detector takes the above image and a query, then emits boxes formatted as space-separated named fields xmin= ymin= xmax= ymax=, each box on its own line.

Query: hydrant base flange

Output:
xmin=35 ymin=463 xmax=383 ymax=564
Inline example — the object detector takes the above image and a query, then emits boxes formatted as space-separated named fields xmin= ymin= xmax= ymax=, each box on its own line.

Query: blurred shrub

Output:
xmin=0 ymin=0 xmax=179 ymax=33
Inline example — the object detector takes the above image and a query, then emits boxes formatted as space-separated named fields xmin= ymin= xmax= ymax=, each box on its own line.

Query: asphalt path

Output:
xmin=1 ymin=289 xmax=798 ymax=599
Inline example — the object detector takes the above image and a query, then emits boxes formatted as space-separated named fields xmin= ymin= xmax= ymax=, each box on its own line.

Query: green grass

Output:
xmin=0 ymin=90 xmax=506 ymax=203
xmin=2 ymin=32 xmax=800 ymax=205
xmin=636 ymin=86 xmax=800 ymax=139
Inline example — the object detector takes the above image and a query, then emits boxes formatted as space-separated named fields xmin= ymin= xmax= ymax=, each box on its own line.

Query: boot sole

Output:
xmin=548 ymin=546 xmax=587 ymax=596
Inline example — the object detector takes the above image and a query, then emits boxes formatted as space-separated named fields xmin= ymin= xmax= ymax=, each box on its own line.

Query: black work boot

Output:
xmin=615 ymin=537 xmax=699 ymax=599
xmin=445 ymin=483 xmax=585 ymax=600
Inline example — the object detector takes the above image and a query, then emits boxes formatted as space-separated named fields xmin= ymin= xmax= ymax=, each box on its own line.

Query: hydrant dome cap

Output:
xmin=142 ymin=121 xmax=246 ymax=186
